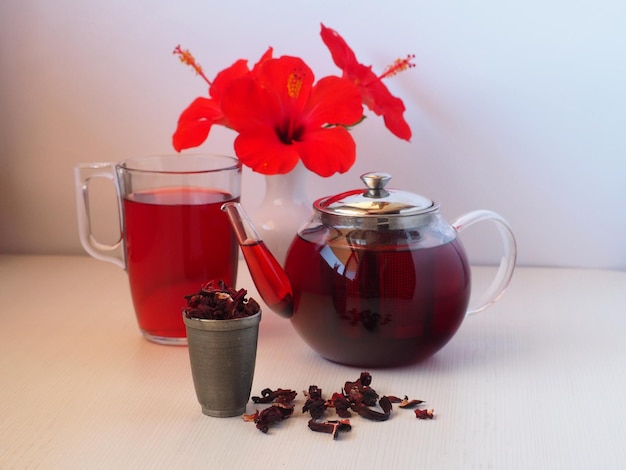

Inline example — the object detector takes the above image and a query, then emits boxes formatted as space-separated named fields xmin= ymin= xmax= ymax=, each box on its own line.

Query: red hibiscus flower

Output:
xmin=172 ymin=47 xmax=273 ymax=152
xmin=220 ymin=56 xmax=363 ymax=176
xmin=172 ymin=27 xmax=413 ymax=176
xmin=320 ymin=24 xmax=413 ymax=141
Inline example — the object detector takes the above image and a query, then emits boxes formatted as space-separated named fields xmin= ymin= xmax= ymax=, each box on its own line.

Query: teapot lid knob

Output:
xmin=361 ymin=172 xmax=391 ymax=198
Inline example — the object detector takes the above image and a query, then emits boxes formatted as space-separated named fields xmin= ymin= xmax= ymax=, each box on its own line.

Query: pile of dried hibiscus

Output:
xmin=243 ymin=372 xmax=434 ymax=440
xmin=183 ymin=280 xmax=261 ymax=320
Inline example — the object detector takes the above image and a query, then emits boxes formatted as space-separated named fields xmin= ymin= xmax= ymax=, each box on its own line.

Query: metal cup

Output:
xmin=183 ymin=311 xmax=261 ymax=417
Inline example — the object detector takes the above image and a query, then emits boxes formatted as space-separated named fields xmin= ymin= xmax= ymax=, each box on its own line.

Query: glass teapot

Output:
xmin=223 ymin=172 xmax=516 ymax=367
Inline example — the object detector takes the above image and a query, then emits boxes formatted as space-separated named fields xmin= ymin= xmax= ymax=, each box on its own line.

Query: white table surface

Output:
xmin=1 ymin=254 xmax=625 ymax=469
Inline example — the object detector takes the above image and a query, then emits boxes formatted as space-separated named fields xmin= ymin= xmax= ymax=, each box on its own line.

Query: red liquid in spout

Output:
xmin=239 ymin=240 xmax=293 ymax=318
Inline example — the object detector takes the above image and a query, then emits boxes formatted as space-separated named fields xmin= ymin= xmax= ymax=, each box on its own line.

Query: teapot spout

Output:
xmin=221 ymin=202 xmax=294 ymax=318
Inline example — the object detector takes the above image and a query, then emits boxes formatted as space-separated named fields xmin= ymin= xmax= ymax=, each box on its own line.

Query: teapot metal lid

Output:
xmin=315 ymin=172 xmax=437 ymax=219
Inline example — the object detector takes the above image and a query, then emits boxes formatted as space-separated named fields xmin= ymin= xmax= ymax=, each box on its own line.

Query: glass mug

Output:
xmin=74 ymin=154 xmax=241 ymax=345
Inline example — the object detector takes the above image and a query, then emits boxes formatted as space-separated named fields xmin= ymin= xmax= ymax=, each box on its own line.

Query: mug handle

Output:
xmin=452 ymin=210 xmax=517 ymax=315
xmin=74 ymin=162 xmax=125 ymax=269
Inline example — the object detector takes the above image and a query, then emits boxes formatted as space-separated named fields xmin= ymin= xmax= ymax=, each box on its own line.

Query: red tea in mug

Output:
xmin=123 ymin=187 xmax=238 ymax=341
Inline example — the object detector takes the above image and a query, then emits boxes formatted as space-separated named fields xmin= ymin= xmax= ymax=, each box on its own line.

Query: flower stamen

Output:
xmin=173 ymin=45 xmax=212 ymax=86
xmin=287 ymin=71 xmax=304 ymax=98
xmin=378 ymin=54 xmax=416 ymax=80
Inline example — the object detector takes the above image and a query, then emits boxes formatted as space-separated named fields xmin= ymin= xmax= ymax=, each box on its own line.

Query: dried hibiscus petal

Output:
xmin=252 ymin=388 xmax=297 ymax=404
xmin=344 ymin=373 xmax=379 ymax=408
xmin=243 ymin=403 xmax=294 ymax=433
xmin=303 ymin=385 xmax=327 ymax=420
xmin=308 ymin=419 xmax=352 ymax=440
xmin=326 ymin=392 xmax=352 ymax=418
xmin=359 ymin=387 xmax=380 ymax=407
xmin=242 ymin=410 xmax=259 ymax=422
xmin=414 ymin=408 xmax=435 ymax=420
xmin=343 ymin=371 xmax=372 ymax=394
xmin=356 ymin=395 xmax=393 ymax=422
xmin=388 ymin=395 xmax=425 ymax=408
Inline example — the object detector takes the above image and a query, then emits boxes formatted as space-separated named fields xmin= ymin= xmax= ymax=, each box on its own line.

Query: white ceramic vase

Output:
xmin=251 ymin=161 xmax=312 ymax=266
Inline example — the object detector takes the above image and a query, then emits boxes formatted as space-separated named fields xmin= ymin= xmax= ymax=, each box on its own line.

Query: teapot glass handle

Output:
xmin=452 ymin=210 xmax=517 ymax=315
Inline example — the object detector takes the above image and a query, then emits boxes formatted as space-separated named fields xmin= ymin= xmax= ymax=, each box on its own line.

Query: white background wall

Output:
xmin=1 ymin=0 xmax=625 ymax=270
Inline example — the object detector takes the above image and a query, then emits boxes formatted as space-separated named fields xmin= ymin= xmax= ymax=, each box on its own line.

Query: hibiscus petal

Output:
xmin=365 ymin=80 xmax=412 ymax=141
xmin=172 ymin=97 xmax=223 ymax=152
xmin=251 ymin=47 xmax=274 ymax=73
xmin=210 ymin=47 xmax=274 ymax=101
xmin=298 ymin=126 xmax=356 ymax=177
xmin=209 ymin=59 xmax=250 ymax=100
xmin=234 ymin=129 xmax=301 ymax=174
xmin=320 ymin=24 xmax=358 ymax=72
xmin=382 ymin=99 xmax=412 ymax=141
xmin=221 ymin=76 xmax=280 ymax=131
xmin=257 ymin=56 xmax=314 ymax=113
xmin=306 ymin=76 xmax=363 ymax=127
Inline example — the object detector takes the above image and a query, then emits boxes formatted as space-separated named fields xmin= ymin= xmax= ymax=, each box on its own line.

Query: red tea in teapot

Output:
xmin=284 ymin=229 xmax=471 ymax=367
